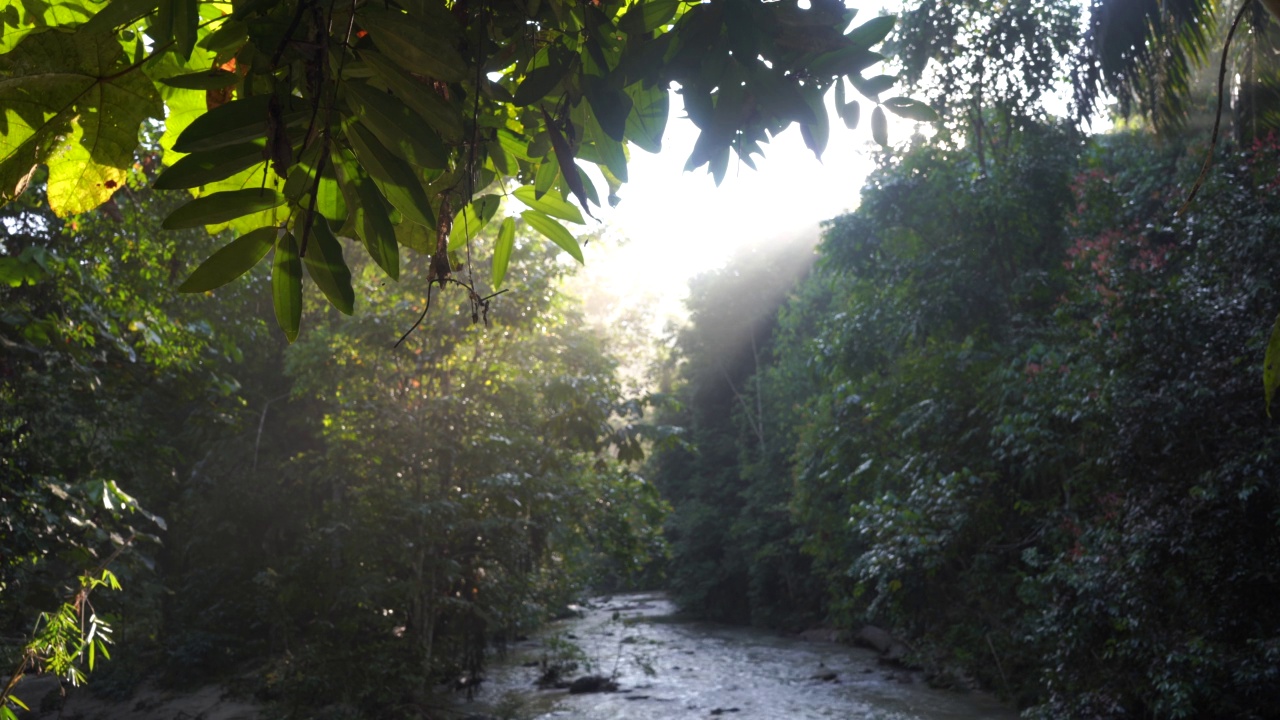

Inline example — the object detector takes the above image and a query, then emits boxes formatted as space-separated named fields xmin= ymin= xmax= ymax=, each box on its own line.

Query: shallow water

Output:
xmin=457 ymin=592 xmax=1017 ymax=720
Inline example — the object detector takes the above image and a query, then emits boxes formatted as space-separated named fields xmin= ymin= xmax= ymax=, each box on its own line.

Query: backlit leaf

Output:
xmin=491 ymin=216 xmax=515 ymax=289
xmin=0 ymin=31 xmax=163 ymax=215
xmin=883 ymin=96 xmax=939 ymax=122
xmin=1265 ymin=311 xmax=1280 ymax=416
xmin=447 ymin=195 xmax=501 ymax=251
xmin=521 ymin=209 xmax=583 ymax=264
xmin=871 ymin=105 xmax=888 ymax=146
xmin=272 ymin=232 xmax=302 ymax=342
xmin=513 ymin=185 xmax=584 ymax=224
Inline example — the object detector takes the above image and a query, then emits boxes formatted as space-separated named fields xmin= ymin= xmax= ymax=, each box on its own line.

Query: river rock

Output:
xmin=567 ymin=675 xmax=618 ymax=694
xmin=854 ymin=625 xmax=912 ymax=664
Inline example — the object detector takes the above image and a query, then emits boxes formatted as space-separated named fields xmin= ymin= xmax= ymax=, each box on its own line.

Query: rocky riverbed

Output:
xmin=454 ymin=592 xmax=1017 ymax=720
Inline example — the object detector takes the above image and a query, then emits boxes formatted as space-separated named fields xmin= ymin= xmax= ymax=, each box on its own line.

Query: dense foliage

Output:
xmin=651 ymin=108 xmax=1280 ymax=720
xmin=0 ymin=0 xmax=931 ymax=343
xmin=1 ymin=163 xmax=666 ymax=718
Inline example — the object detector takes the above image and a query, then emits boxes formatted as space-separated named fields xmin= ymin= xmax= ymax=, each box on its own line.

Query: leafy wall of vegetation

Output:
xmin=651 ymin=124 xmax=1280 ymax=717
xmin=1 ymin=162 xmax=666 ymax=717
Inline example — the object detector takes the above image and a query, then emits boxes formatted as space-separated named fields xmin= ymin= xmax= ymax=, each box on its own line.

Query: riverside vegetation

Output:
xmin=6 ymin=0 xmax=1280 ymax=719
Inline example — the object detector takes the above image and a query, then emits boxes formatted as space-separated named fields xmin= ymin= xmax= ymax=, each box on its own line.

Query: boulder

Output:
xmin=567 ymin=675 xmax=618 ymax=694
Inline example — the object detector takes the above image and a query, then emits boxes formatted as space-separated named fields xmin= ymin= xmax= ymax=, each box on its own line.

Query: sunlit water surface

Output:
xmin=456 ymin=592 xmax=1017 ymax=720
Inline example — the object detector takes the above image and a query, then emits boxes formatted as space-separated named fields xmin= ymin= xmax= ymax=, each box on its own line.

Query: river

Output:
xmin=455 ymin=592 xmax=1017 ymax=720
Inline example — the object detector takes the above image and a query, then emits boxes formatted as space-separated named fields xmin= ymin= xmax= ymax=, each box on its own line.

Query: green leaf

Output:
xmin=173 ymin=94 xmax=305 ymax=153
xmin=162 ymin=188 xmax=285 ymax=229
xmin=491 ymin=216 xmax=515 ymax=289
xmin=171 ymin=0 xmax=198 ymax=60
xmin=272 ymin=232 xmax=302 ymax=342
xmin=302 ymin=218 xmax=355 ymax=314
xmin=344 ymin=122 xmax=436 ymax=229
xmin=534 ymin=152 xmax=560 ymax=198
xmin=346 ymin=81 xmax=448 ymax=169
xmin=808 ymin=47 xmax=882 ymax=78
xmin=1264 ymin=312 xmax=1280 ymax=417
xmin=521 ymin=209 xmax=583 ymax=263
xmin=360 ymin=50 xmax=464 ymax=142
xmin=834 ymin=80 xmax=860 ymax=130
xmin=334 ymin=147 xmax=399 ymax=279
xmin=852 ymin=74 xmax=897 ymax=101
xmin=871 ymin=105 xmax=888 ymax=147
xmin=177 ymin=226 xmax=276 ymax=292
xmin=639 ymin=0 xmax=678 ymax=32
xmin=447 ymin=194 xmax=501 ymax=251
xmin=799 ymin=88 xmax=829 ymax=160
xmin=882 ymin=96 xmax=939 ymax=122
xmin=624 ymin=83 xmax=668 ymax=154
xmin=81 ymin=0 xmax=162 ymax=34
xmin=159 ymin=69 xmax=238 ymax=90
xmin=513 ymin=185 xmax=584 ymax=224
xmin=844 ymin=15 xmax=895 ymax=51
xmin=0 ymin=31 xmax=164 ymax=215
xmin=514 ymin=62 xmax=566 ymax=107
xmin=153 ymin=140 xmax=268 ymax=189
xmin=359 ymin=7 xmax=467 ymax=82
xmin=585 ymin=82 xmax=632 ymax=142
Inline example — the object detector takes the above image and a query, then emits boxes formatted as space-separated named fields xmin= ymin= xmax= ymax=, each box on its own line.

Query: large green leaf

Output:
xmin=177 ymin=226 xmax=276 ymax=292
xmin=172 ymin=94 xmax=306 ymax=153
xmin=513 ymin=185 xmax=583 ymax=224
xmin=333 ymin=146 xmax=399 ymax=279
xmin=491 ymin=216 xmax=515 ymax=289
xmin=624 ymin=83 xmax=668 ymax=154
xmin=0 ymin=0 xmax=97 ymax=53
xmin=871 ymin=105 xmax=888 ymax=146
xmin=521 ymin=209 xmax=583 ymax=264
xmin=359 ymin=7 xmax=466 ymax=82
xmin=845 ymin=15 xmax=896 ymax=51
xmin=346 ymin=81 xmax=447 ymax=169
xmin=882 ymin=96 xmax=939 ymax=122
xmin=360 ymin=50 xmax=463 ymax=142
xmin=162 ymin=188 xmax=285 ymax=229
xmin=152 ymin=140 xmax=268 ymax=190
xmin=272 ymin=231 xmax=302 ymax=342
xmin=1265 ymin=311 xmax=1280 ymax=417
xmin=447 ymin=194 xmax=501 ymax=251
xmin=0 ymin=31 xmax=163 ymax=215
xmin=302 ymin=218 xmax=354 ymax=314
xmin=159 ymin=68 xmax=238 ymax=90
xmin=344 ymin=122 xmax=437 ymax=229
